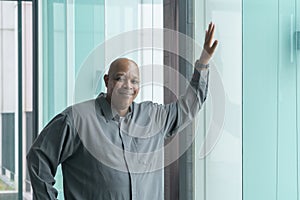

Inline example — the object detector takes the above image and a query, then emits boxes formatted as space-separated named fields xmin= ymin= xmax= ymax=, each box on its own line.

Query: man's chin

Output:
xmin=112 ymin=100 xmax=132 ymax=109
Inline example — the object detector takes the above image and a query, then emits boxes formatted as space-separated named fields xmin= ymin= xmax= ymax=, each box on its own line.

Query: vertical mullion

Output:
xmin=163 ymin=1 xmax=180 ymax=199
xmin=178 ymin=0 xmax=194 ymax=199
xmin=32 ymin=0 xmax=38 ymax=141
xmin=17 ymin=0 xmax=23 ymax=199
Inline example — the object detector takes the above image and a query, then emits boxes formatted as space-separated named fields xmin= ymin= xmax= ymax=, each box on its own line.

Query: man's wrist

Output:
xmin=195 ymin=59 xmax=209 ymax=70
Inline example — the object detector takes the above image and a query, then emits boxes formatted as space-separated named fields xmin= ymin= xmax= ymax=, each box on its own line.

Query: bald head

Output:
xmin=108 ymin=58 xmax=139 ymax=76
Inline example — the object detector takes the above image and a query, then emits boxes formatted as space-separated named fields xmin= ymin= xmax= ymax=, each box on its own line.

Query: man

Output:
xmin=27 ymin=23 xmax=218 ymax=199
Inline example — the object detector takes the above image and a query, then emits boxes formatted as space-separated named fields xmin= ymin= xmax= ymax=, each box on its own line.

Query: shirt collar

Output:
xmin=96 ymin=93 xmax=133 ymax=122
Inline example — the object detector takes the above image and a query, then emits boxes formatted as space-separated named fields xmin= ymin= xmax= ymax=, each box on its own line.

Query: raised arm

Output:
xmin=162 ymin=22 xmax=218 ymax=136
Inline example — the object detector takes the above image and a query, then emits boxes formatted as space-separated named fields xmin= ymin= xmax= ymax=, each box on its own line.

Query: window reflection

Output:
xmin=0 ymin=1 xmax=19 ymax=197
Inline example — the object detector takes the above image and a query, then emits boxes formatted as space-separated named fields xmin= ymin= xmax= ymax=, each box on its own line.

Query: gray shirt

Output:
xmin=27 ymin=68 xmax=209 ymax=200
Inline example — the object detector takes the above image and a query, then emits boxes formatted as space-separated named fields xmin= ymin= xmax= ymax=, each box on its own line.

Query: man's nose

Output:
xmin=122 ymin=79 xmax=132 ymax=89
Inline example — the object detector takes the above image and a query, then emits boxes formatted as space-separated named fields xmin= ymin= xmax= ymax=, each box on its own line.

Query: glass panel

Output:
xmin=242 ymin=0 xmax=279 ymax=198
xmin=277 ymin=0 xmax=298 ymax=198
xmin=39 ymin=0 xmax=164 ymax=199
xmin=105 ymin=0 xmax=164 ymax=104
xmin=0 ymin=1 xmax=19 ymax=199
xmin=40 ymin=1 xmax=105 ymax=198
xmin=194 ymin=0 xmax=242 ymax=199
xmin=243 ymin=0 xmax=299 ymax=199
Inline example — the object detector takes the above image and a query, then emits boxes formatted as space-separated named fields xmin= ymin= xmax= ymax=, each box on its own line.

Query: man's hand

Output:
xmin=199 ymin=22 xmax=218 ymax=65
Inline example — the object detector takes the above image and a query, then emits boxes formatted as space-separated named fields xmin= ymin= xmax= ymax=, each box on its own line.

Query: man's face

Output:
xmin=104 ymin=59 xmax=140 ymax=111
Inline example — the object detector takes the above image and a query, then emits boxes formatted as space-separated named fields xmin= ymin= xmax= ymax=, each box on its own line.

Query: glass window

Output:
xmin=0 ymin=1 xmax=33 ymax=199
xmin=39 ymin=0 xmax=164 ymax=198
xmin=194 ymin=0 xmax=242 ymax=199
xmin=1 ymin=0 xmax=243 ymax=199
xmin=0 ymin=1 xmax=18 ymax=199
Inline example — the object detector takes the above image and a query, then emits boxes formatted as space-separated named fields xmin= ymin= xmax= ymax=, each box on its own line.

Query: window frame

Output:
xmin=0 ymin=0 xmax=38 ymax=199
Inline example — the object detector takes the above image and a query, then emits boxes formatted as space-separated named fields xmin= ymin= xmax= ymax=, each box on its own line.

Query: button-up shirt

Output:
xmin=27 ymin=68 xmax=209 ymax=200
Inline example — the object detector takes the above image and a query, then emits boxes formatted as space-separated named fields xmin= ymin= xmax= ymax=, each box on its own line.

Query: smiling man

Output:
xmin=27 ymin=23 xmax=218 ymax=200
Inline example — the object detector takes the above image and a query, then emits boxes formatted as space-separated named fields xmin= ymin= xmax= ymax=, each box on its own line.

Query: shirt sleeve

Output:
xmin=162 ymin=68 xmax=209 ymax=137
xmin=27 ymin=113 xmax=78 ymax=200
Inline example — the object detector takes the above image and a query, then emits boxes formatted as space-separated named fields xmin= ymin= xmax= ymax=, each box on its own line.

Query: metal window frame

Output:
xmin=163 ymin=0 xmax=195 ymax=199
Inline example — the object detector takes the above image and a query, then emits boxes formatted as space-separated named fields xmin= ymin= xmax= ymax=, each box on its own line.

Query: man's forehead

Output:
xmin=108 ymin=58 xmax=139 ymax=75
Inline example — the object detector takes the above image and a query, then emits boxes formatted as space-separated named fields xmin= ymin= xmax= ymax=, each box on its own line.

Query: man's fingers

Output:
xmin=204 ymin=23 xmax=215 ymax=46
xmin=208 ymin=26 xmax=215 ymax=46
xmin=202 ymin=22 xmax=217 ymax=57
xmin=205 ymin=23 xmax=212 ymax=42
xmin=208 ymin=22 xmax=212 ymax=33
xmin=211 ymin=40 xmax=218 ymax=53
xmin=208 ymin=23 xmax=214 ymax=34
xmin=210 ymin=24 xmax=215 ymax=37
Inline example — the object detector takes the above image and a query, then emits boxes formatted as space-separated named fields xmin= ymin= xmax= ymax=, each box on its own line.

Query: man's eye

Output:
xmin=132 ymin=80 xmax=139 ymax=84
xmin=115 ymin=77 xmax=124 ymax=81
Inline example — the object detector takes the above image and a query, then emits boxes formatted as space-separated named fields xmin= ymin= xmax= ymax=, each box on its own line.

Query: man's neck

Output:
xmin=116 ymin=109 xmax=128 ymax=117
xmin=105 ymin=96 xmax=129 ymax=117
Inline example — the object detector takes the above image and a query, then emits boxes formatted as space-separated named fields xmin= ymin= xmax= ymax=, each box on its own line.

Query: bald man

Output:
xmin=27 ymin=23 xmax=218 ymax=200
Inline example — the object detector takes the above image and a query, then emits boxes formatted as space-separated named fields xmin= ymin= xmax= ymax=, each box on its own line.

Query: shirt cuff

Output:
xmin=194 ymin=59 xmax=209 ymax=71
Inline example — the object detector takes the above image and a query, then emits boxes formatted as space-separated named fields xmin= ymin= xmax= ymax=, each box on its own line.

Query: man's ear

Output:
xmin=104 ymin=74 xmax=109 ymax=87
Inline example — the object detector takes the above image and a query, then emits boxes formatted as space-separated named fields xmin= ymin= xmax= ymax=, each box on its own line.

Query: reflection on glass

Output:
xmin=0 ymin=1 xmax=19 ymax=198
